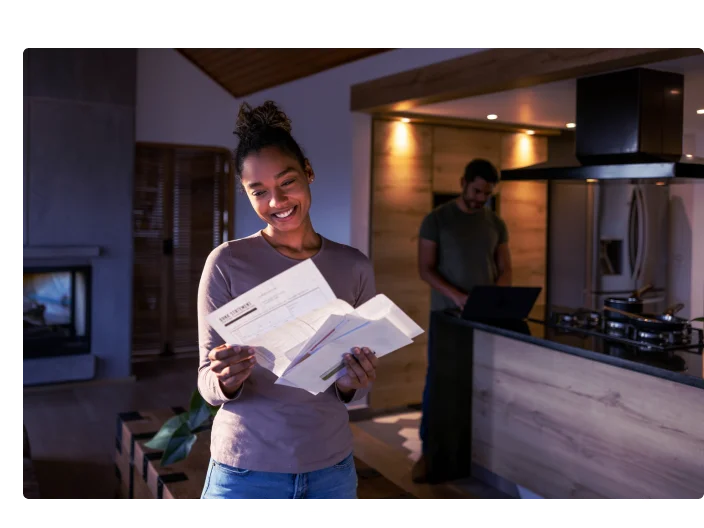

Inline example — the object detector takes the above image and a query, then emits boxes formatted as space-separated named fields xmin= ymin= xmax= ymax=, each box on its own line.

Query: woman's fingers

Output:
xmin=216 ymin=357 xmax=256 ymax=393
xmin=363 ymin=347 xmax=379 ymax=369
xmin=352 ymin=347 xmax=377 ymax=381
xmin=210 ymin=353 xmax=255 ymax=374
xmin=220 ymin=369 xmax=252 ymax=389
xmin=208 ymin=344 xmax=257 ymax=392
xmin=217 ymin=357 xmax=256 ymax=379
xmin=208 ymin=344 xmax=254 ymax=363
xmin=344 ymin=350 xmax=368 ymax=386
xmin=209 ymin=345 xmax=256 ymax=372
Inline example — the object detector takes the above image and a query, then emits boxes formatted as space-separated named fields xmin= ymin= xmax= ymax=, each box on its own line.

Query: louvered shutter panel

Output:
xmin=132 ymin=144 xmax=233 ymax=357
xmin=132 ymin=146 xmax=168 ymax=354
xmin=172 ymin=149 xmax=230 ymax=350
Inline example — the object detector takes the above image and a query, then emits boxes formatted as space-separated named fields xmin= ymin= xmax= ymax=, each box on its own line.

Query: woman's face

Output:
xmin=240 ymin=146 xmax=314 ymax=233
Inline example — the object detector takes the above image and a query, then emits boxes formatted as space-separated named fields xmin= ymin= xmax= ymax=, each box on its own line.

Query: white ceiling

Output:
xmin=412 ymin=55 xmax=704 ymax=139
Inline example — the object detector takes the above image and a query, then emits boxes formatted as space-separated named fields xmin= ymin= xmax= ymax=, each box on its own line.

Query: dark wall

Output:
xmin=24 ymin=49 xmax=136 ymax=380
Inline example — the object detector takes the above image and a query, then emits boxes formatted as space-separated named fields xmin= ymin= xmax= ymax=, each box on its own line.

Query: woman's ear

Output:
xmin=304 ymin=159 xmax=315 ymax=183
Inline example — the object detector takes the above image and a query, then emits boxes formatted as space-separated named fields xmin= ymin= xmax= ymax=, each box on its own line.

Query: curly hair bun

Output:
xmin=234 ymin=100 xmax=292 ymax=141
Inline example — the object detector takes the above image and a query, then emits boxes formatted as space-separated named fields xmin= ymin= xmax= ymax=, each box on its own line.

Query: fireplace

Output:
xmin=23 ymin=266 xmax=91 ymax=359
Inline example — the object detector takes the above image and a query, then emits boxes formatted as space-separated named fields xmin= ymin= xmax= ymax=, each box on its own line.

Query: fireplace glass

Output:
xmin=23 ymin=266 xmax=91 ymax=359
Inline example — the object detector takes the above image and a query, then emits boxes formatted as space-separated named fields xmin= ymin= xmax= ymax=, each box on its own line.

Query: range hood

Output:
xmin=502 ymin=67 xmax=704 ymax=181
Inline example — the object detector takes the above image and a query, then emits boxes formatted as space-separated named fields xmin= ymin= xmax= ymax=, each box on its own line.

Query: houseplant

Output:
xmin=145 ymin=390 xmax=218 ymax=466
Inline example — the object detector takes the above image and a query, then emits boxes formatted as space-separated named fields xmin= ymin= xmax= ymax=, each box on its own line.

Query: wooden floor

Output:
xmin=24 ymin=356 xmax=198 ymax=499
xmin=23 ymin=355 xmax=412 ymax=499
xmin=351 ymin=415 xmax=511 ymax=499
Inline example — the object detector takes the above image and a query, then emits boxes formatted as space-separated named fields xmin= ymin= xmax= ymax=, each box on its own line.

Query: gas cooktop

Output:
xmin=548 ymin=308 xmax=704 ymax=353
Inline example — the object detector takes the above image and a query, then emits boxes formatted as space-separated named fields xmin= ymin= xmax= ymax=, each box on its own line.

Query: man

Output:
xmin=412 ymin=158 xmax=512 ymax=483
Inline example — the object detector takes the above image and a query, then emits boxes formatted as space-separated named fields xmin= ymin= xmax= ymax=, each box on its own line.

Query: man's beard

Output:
xmin=462 ymin=196 xmax=485 ymax=211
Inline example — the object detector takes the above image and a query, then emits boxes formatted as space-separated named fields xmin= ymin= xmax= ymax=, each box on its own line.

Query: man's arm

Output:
xmin=494 ymin=242 xmax=513 ymax=286
xmin=418 ymin=238 xmax=468 ymax=309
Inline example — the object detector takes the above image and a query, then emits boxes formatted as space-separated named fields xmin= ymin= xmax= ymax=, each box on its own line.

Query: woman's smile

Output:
xmin=271 ymin=205 xmax=297 ymax=221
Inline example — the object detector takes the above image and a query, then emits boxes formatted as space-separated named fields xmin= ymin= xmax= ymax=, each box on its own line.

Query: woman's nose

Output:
xmin=269 ymin=187 xmax=287 ymax=208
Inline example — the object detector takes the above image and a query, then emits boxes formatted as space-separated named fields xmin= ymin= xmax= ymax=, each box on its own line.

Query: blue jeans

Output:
xmin=200 ymin=453 xmax=358 ymax=499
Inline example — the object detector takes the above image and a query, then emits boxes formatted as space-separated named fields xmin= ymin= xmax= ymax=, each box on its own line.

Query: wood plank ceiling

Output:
xmin=178 ymin=49 xmax=393 ymax=98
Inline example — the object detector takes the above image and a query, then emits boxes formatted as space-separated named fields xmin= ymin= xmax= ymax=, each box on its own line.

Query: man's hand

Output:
xmin=494 ymin=243 xmax=513 ymax=286
xmin=451 ymin=291 xmax=469 ymax=311
xmin=335 ymin=347 xmax=378 ymax=397
xmin=207 ymin=344 xmax=256 ymax=398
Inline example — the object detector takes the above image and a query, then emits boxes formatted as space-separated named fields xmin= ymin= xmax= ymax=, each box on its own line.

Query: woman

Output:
xmin=197 ymin=101 xmax=378 ymax=499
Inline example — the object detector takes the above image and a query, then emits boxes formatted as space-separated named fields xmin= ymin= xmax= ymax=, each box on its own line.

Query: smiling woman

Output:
xmin=233 ymin=102 xmax=322 ymax=259
xmin=196 ymin=100 xmax=381 ymax=499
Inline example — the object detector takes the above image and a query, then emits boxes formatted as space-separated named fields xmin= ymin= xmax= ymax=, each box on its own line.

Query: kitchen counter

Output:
xmin=438 ymin=307 xmax=704 ymax=390
xmin=423 ymin=308 xmax=704 ymax=498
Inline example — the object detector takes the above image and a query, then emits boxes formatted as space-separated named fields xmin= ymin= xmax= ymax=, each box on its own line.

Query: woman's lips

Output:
xmin=271 ymin=205 xmax=297 ymax=221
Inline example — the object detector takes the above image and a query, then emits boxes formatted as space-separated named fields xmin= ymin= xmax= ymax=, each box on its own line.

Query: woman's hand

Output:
xmin=208 ymin=344 xmax=257 ymax=397
xmin=335 ymin=347 xmax=378 ymax=396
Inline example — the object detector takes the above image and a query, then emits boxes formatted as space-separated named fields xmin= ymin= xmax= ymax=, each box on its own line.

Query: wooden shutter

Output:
xmin=171 ymin=148 xmax=231 ymax=351
xmin=132 ymin=143 xmax=233 ymax=357
xmin=132 ymin=145 xmax=168 ymax=354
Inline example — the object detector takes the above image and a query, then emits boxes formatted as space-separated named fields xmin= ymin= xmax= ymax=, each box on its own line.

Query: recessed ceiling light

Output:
xmin=698 ymin=109 xmax=704 ymax=115
xmin=487 ymin=114 xmax=498 ymax=120
xmin=586 ymin=179 xmax=597 ymax=183
xmin=400 ymin=118 xmax=411 ymax=123
xmin=686 ymin=154 xmax=693 ymax=158
xmin=566 ymin=122 xmax=576 ymax=129
xmin=526 ymin=130 xmax=535 ymax=135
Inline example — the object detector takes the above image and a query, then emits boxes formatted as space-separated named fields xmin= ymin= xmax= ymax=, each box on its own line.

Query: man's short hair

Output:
xmin=463 ymin=159 xmax=500 ymax=184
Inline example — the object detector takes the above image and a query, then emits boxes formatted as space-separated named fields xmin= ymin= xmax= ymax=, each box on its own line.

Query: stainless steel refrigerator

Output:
xmin=548 ymin=180 xmax=669 ymax=312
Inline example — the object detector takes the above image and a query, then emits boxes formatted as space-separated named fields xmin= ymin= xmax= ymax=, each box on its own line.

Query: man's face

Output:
xmin=461 ymin=177 xmax=496 ymax=210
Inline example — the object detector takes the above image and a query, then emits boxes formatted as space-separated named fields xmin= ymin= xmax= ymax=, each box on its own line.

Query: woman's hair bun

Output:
xmin=234 ymin=100 xmax=292 ymax=141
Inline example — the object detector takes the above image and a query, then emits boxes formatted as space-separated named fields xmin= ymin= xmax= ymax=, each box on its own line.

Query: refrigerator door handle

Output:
xmin=635 ymin=186 xmax=648 ymax=282
xmin=628 ymin=187 xmax=638 ymax=279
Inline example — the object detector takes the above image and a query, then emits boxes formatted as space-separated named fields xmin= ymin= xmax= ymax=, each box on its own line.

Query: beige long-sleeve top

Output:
xmin=197 ymin=231 xmax=376 ymax=473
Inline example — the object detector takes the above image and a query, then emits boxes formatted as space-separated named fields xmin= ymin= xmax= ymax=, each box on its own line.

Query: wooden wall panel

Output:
xmin=499 ymin=133 xmax=549 ymax=305
xmin=500 ymin=133 xmax=548 ymax=171
xmin=432 ymin=127 xmax=501 ymax=194
xmin=472 ymin=331 xmax=704 ymax=499
xmin=370 ymin=122 xmax=552 ymax=409
xmin=370 ymin=120 xmax=432 ymax=409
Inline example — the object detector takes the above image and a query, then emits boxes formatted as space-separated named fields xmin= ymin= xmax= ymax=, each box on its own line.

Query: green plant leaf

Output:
xmin=144 ymin=413 xmax=188 ymax=450
xmin=160 ymin=422 xmax=198 ymax=466
xmin=692 ymin=317 xmax=704 ymax=323
xmin=187 ymin=390 xmax=214 ymax=430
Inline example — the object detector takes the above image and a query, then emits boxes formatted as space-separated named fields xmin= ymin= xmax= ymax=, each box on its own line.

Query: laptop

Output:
xmin=461 ymin=286 xmax=542 ymax=321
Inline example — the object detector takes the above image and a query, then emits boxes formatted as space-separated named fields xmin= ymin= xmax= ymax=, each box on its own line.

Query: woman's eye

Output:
xmin=282 ymin=179 xmax=295 ymax=186
xmin=252 ymin=191 xmax=265 ymax=197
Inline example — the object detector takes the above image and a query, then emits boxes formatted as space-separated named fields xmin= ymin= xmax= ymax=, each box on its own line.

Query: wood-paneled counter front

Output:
xmin=425 ymin=312 xmax=704 ymax=499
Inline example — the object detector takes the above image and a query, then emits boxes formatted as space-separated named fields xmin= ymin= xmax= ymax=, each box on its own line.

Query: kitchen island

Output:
xmin=424 ymin=308 xmax=704 ymax=499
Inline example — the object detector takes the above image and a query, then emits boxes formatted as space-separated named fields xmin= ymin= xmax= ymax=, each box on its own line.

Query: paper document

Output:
xmin=205 ymin=259 xmax=424 ymax=394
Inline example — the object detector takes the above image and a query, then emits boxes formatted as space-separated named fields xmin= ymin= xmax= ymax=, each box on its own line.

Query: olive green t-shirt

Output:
xmin=419 ymin=201 xmax=508 ymax=311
